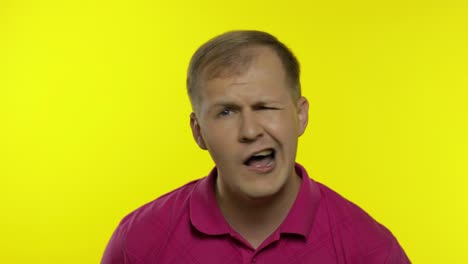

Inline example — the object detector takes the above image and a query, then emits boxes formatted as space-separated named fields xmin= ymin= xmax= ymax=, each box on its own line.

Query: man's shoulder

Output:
xmin=119 ymin=178 xmax=201 ymax=230
xmin=101 ymin=178 xmax=205 ymax=263
xmin=316 ymin=182 xmax=376 ymax=222
xmin=315 ymin=181 xmax=409 ymax=262
xmin=316 ymin=182 xmax=392 ymax=237
xmin=116 ymin=178 xmax=202 ymax=249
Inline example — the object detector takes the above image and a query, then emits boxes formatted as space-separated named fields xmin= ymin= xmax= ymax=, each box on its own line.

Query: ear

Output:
xmin=190 ymin=112 xmax=208 ymax=150
xmin=296 ymin=96 xmax=309 ymax=137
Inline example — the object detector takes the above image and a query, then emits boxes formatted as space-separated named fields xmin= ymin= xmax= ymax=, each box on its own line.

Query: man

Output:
xmin=102 ymin=30 xmax=410 ymax=263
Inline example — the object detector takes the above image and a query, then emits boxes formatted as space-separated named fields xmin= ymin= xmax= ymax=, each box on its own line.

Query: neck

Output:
xmin=215 ymin=171 xmax=301 ymax=249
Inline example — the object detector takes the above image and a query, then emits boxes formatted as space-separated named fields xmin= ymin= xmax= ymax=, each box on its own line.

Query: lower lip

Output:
xmin=245 ymin=157 xmax=276 ymax=174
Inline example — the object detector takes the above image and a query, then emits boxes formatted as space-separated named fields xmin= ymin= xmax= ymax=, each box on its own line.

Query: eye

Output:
xmin=218 ymin=108 xmax=235 ymax=117
xmin=258 ymin=106 xmax=277 ymax=110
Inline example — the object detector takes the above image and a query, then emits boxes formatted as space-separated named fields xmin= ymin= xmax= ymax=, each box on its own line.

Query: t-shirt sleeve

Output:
xmin=101 ymin=224 xmax=127 ymax=264
xmin=384 ymin=239 xmax=411 ymax=264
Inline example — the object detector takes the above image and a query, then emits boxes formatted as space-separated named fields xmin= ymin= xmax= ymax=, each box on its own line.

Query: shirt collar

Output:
xmin=189 ymin=167 xmax=231 ymax=235
xmin=278 ymin=163 xmax=321 ymax=238
xmin=189 ymin=163 xmax=321 ymax=238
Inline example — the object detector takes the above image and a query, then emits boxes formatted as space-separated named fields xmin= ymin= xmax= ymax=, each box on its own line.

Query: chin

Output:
xmin=242 ymin=184 xmax=283 ymax=200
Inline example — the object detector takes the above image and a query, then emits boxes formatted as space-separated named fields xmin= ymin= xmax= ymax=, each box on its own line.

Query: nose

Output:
xmin=238 ymin=111 xmax=263 ymax=143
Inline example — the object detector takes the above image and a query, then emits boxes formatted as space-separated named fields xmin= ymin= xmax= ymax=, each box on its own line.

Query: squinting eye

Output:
xmin=260 ymin=106 xmax=276 ymax=110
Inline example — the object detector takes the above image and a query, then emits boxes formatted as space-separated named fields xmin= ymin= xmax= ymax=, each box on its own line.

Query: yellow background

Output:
xmin=1 ymin=0 xmax=467 ymax=263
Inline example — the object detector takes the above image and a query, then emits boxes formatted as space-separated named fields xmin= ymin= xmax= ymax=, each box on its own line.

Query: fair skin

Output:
xmin=190 ymin=46 xmax=309 ymax=249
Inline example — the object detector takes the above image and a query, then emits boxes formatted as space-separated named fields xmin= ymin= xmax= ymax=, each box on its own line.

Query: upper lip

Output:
xmin=243 ymin=147 xmax=275 ymax=164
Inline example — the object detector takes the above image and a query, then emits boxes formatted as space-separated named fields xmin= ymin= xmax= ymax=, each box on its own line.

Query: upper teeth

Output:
xmin=253 ymin=150 xmax=273 ymax=157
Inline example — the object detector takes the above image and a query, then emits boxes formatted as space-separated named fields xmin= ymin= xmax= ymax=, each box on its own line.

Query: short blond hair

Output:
xmin=187 ymin=30 xmax=301 ymax=108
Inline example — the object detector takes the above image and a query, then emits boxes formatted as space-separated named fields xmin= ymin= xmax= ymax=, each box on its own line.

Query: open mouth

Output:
xmin=244 ymin=148 xmax=276 ymax=168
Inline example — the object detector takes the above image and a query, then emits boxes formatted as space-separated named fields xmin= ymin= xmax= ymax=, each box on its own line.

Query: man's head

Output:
xmin=187 ymin=30 xmax=301 ymax=113
xmin=188 ymin=30 xmax=309 ymax=201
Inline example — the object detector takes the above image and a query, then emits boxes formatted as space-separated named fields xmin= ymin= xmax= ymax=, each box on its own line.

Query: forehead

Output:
xmin=201 ymin=46 xmax=259 ymax=81
xmin=198 ymin=47 xmax=290 ymax=106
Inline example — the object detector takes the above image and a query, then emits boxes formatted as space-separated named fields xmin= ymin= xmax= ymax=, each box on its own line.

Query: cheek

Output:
xmin=202 ymin=124 xmax=236 ymax=152
xmin=264 ymin=111 xmax=298 ymax=137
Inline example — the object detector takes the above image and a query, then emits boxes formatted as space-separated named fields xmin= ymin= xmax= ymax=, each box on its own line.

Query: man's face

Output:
xmin=190 ymin=47 xmax=309 ymax=200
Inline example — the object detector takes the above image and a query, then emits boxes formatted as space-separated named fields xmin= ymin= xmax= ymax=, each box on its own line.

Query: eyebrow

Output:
xmin=208 ymin=100 xmax=281 ymax=112
xmin=208 ymin=102 xmax=239 ymax=112
xmin=252 ymin=101 xmax=277 ymax=108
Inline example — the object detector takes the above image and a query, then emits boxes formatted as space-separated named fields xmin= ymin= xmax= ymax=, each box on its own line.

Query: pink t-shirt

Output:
xmin=102 ymin=164 xmax=410 ymax=263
